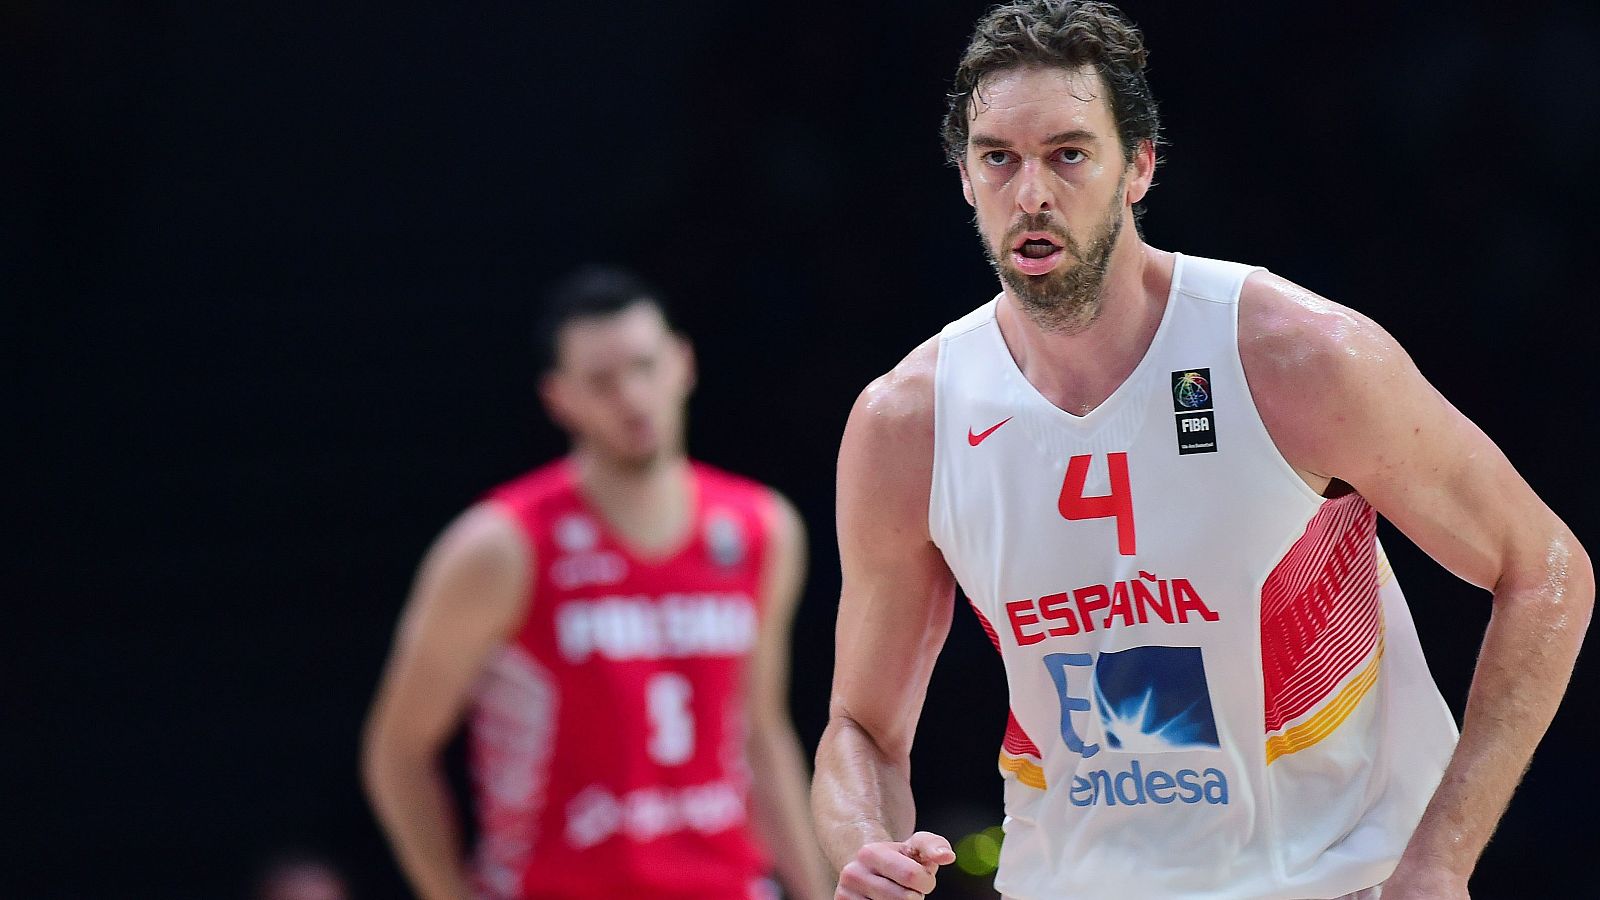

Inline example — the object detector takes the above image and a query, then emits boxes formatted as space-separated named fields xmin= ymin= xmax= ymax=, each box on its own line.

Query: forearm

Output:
xmin=748 ymin=722 xmax=833 ymax=900
xmin=811 ymin=714 xmax=917 ymax=872
xmin=364 ymin=751 xmax=474 ymax=900
xmin=1403 ymin=551 xmax=1593 ymax=877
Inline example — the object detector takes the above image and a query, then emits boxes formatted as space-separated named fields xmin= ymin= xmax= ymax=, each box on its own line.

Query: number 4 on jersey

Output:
xmin=1058 ymin=452 xmax=1136 ymax=556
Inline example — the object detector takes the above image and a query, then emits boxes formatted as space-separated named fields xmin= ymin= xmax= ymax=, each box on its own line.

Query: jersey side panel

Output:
xmin=472 ymin=464 xmax=570 ymax=898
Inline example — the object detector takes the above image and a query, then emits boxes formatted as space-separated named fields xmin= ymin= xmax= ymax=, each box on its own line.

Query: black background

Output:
xmin=10 ymin=1 xmax=1599 ymax=896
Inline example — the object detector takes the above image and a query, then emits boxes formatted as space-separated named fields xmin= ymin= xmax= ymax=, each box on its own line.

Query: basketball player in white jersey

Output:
xmin=812 ymin=3 xmax=1592 ymax=899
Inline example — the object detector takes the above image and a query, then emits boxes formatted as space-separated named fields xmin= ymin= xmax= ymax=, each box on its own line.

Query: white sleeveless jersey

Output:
xmin=928 ymin=254 xmax=1458 ymax=900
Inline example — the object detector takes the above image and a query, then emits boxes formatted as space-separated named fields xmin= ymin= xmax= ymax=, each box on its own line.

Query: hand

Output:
xmin=1381 ymin=855 xmax=1470 ymax=900
xmin=835 ymin=831 xmax=956 ymax=900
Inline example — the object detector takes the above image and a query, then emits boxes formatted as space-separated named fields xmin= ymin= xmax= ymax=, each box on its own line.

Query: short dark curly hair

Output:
xmin=534 ymin=265 xmax=673 ymax=372
xmin=941 ymin=1 xmax=1160 ymax=167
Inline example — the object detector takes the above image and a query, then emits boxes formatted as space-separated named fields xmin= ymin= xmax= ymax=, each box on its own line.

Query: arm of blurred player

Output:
xmin=744 ymin=490 xmax=834 ymax=900
xmin=1243 ymin=274 xmax=1595 ymax=899
xmin=813 ymin=340 xmax=960 ymax=900
xmin=361 ymin=503 xmax=531 ymax=900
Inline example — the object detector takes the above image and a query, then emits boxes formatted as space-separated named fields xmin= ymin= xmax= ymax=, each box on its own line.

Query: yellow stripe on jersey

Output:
xmin=1265 ymin=634 xmax=1385 ymax=765
xmin=999 ymin=752 xmax=1048 ymax=790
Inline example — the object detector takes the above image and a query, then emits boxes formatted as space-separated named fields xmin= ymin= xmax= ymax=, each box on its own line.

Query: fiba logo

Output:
xmin=705 ymin=510 xmax=746 ymax=568
xmin=1170 ymin=367 xmax=1218 ymax=454
xmin=1172 ymin=370 xmax=1212 ymax=410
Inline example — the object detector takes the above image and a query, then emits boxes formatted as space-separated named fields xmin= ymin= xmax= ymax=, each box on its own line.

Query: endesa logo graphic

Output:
xmin=1043 ymin=645 xmax=1230 ymax=808
xmin=1094 ymin=646 xmax=1220 ymax=751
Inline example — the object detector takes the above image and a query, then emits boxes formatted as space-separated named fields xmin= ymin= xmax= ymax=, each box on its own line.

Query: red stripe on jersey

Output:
xmin=1261 ymin=494 xmax=1382 ymax=733
xmin=969 ymin=600 xmax=1043 ymax=759
xmin=970 ymin=597 xmax=1002 ymax=651
xmin=1001 ymin=709 xmax=1043 ymax=758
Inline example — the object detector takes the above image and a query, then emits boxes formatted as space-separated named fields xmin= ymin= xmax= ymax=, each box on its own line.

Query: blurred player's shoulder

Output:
xmin=483 ymin=459 xmax=577 ymax=521
xmin=688 ymin=460 xmax=791 ymax=544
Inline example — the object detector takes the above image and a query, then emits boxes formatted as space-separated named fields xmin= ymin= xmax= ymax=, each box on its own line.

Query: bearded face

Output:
xmin=959 ymin=65 xmax=1142 ymax=333
xmin=979 ymin=175 xmax=1125 ymax=333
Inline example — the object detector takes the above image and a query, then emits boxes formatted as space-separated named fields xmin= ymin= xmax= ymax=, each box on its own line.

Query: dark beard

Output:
xmin=981 ymin=181 xmax=1126 ymax=334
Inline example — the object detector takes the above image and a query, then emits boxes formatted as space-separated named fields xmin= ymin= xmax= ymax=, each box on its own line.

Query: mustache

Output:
xmin=1003 ymin=214 xmax=1075 ymax=252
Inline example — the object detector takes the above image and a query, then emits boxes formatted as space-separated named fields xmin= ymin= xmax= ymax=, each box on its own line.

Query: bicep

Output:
xmin=829 ymin=385 xmax=956 ymax=759
xmin=368 ymin=502 xmax=532 ymax=753
xmin=1310 ymin=332 xmax=1563 ymax=592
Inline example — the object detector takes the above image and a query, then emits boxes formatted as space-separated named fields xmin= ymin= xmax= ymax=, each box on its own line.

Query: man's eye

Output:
xmin=1056 ymin=148 xmax=1086 ymax=164
xmin=983 ymin=150 xmax=1011 ymax=166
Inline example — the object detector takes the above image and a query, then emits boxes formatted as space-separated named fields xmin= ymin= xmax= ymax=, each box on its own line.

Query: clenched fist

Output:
xmin=835 ymin=831 xmax=957 ymax=899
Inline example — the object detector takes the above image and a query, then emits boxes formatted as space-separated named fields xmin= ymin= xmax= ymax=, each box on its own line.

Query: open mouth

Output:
xmin=1018 ymin=238 xmax=1060 ymax=259
xmin=1009 ymin=231 xmax=1066 ymax=275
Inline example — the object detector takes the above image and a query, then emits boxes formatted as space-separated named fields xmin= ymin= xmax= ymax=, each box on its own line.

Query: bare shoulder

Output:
xmin=442 ymin=500 xmax=526 ymax=560
xmin=1237 ymin=271 xmax=1418 ymax=478
xmin=837 ymin=335 xmax=942 ymax=538
xmin=419 ymin=500 xmax=530 ymax=596
xmin=761 ymin=487 xmax=806 ymax=549
xmin=847 ymin=335 xmax=940 ymax=451
xmin=1238 ymin=271 xmax=1405 ymax=378
xmin=385 ymin=499 xmax=531 ymax=665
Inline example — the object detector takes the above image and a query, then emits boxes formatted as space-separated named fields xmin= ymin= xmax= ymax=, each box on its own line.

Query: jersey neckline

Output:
xmin=983 ymin=251 xmax=1185 ymax=427
xmin=560 ymin=456 xmax=704 ymax=566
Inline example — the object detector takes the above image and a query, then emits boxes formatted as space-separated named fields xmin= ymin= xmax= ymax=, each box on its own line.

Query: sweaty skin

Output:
xmin=812 ymin=64 xmax=1592 ymax=900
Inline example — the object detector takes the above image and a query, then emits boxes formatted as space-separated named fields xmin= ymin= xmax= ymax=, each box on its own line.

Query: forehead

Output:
xmin=968 ymin=64 xmax=1114 ymax=143
xmin=555 ymin=301 xmax=668 ymax=369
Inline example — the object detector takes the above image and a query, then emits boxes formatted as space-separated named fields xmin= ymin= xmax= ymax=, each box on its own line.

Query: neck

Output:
xmin=996 ymin=235 xmax=1174 ymax=416
xmin=570 ymin=445 xmax=695 ymax=555
xmin=572 ymin=445 xmax=688 ymax=503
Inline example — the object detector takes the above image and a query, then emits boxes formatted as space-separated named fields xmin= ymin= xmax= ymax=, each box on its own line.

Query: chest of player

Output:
xmin=930 ymin=307 xmax=1324 ymax=656
xmin=520 ymin=505 xmax=765 ymax=669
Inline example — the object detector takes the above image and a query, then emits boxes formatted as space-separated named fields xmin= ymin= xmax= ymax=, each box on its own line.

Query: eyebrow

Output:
xmin=969 ymin=129 xmax=1100 ymax=149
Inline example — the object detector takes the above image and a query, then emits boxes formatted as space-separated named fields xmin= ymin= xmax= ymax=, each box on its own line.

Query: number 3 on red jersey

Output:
xmin=1058 ymin=452 xmax=1136 ymax=556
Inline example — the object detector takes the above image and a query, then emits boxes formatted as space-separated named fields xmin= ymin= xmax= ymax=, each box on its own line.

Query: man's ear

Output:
xmin=1126 ymin=137 xmax=1157 ymax=206
xmin=539 ymin=370 xmax=571 ymax=430
xmin=959 ymin=158 xmax=976 ymax=207
xmin=673 ymin=333 xmax=698 ymax=396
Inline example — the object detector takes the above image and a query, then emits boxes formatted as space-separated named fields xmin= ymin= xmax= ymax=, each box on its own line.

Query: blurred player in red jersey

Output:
xmin=362 ymin=266 xmax=832 ymax=900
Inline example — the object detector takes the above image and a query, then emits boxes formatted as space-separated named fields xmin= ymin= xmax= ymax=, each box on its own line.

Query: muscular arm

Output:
xmin=813 ymin=341 xmax=960 ymax=898
xmin=360 ymin=503 xmax=531 ymax=900
xmin=1242 ymin=275 xmax=1595 ymax=893
xmin=744 ymin=491 xmax=832 ymax=900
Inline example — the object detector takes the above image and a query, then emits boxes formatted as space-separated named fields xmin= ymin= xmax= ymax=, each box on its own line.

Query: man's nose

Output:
xmin=1015 ymin=158 xmax=1053 ymax=214
xmin=618 ymin=371 xmax=654 ymax=413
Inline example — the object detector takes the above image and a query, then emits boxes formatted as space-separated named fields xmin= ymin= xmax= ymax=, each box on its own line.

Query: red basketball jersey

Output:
xmin=469 ymin=459 xmax=776 ymax=900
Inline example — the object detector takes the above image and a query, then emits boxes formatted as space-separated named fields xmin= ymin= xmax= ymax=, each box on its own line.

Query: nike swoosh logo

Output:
xmin=968 ymin=416 xmax=1013 ymax=446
